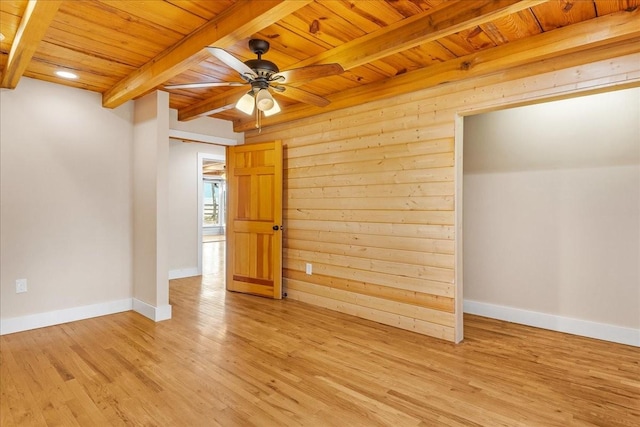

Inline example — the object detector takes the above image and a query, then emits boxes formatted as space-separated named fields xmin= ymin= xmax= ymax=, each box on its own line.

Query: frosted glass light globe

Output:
xmin=256 ymin=89 xmax=274 ymax=111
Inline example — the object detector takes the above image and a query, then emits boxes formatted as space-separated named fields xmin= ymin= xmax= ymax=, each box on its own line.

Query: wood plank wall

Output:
xmin=246 ymin=51 xmax=640 ymax=343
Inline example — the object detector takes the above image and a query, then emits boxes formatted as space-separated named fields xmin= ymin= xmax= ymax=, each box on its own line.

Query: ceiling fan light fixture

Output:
xmin=236 ymin=92 xmax=255 ymax=115
xmin=263 ymin=98 xmax=281 ymax=117
xmin=166 ymin=39 xmax=343 ymax=125
xmin=255 ymin=88 xmax=274 ymax=111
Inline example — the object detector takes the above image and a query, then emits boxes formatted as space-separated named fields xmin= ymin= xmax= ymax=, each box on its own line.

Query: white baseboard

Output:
xmin=169 ymin=267 xmax=199 ymax=280
xmin=464 ymin=300 xmax=639 ymax=347
xmin=0 ymin=299 xmax=133 ymax=335
xmin=133 ymin=299 xmax=172 ymax=322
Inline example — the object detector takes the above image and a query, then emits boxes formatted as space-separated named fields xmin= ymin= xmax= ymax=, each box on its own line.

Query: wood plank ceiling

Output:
xmin=1 ymin=0 xmax=639 ymax=132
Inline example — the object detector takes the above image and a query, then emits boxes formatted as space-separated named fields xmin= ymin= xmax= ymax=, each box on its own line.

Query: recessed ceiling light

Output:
xmin=56 ymin=70 xmax=78 ymax=79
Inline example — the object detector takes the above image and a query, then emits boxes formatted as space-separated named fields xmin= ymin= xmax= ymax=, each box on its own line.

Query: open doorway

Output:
xmin=197 ymin=153 xmax=226 ymax=276
xmin=459 ymin=87 xmax=639 ymax=346
xmin=203 ymin=172 xmax=226 ymax=236
xmin=202 ymin=164 xmax=226 ymax=276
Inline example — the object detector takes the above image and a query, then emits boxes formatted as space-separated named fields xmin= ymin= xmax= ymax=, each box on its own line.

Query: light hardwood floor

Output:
xmin=1 ymin=242 xmax=638 ymax=426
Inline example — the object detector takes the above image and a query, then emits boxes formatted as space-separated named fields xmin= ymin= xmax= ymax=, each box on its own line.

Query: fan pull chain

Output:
xmin=255 ymin=110 xmax=263 ymax=133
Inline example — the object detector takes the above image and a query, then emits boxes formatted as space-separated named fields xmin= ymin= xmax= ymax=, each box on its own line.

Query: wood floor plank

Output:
xmin=1 ymin=244 xmax=638 ymax=425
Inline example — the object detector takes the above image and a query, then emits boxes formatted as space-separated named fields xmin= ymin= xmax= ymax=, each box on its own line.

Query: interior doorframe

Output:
xmin=453 ymin=84 xmax=638 ymax=345
xmin=197 ymin=152 xmax=225 ymax=275
xmin=454 ymin=114 xmax=465 ymax=343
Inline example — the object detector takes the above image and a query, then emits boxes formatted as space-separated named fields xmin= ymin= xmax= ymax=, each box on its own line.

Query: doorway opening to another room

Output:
xmin=197 ymin=154 xmax=226 ymax=277
xmin=202 ymin=175 xmax=226 ymax=275
xmin=203 ymin=177 xmax=226 ymax=236
xmin=458 ymin=87 xmax=639 ymax=347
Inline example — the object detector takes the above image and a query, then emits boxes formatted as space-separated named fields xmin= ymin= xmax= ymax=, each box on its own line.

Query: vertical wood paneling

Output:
xmin=247 ymin=52 xmax=640 ymax=342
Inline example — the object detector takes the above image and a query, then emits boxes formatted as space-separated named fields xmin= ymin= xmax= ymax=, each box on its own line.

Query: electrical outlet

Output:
xmin=16 ymin=279 xmax=28 ymax=293
xmin=305 ymin=263 xmax=312 ymax=275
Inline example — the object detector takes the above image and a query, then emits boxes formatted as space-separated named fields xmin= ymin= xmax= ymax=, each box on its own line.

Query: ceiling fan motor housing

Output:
xmin=245 ymin=59 xmax=279 ymax=76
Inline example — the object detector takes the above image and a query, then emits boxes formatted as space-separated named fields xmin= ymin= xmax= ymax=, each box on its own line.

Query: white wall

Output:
xmin=168 ymin=140 xmax=225 ymax=278
xmin=169 ymin=109 xmax=244 ymax=145
xmin=0 ymin=78 xmax=134 ymax=329
xmin=0 ymin=79 xmax=241 ymax=333
xmin=463 ymin=88 xmax=640 ymax=344
xmin=132 ymin=91 xmax=171 ymax=321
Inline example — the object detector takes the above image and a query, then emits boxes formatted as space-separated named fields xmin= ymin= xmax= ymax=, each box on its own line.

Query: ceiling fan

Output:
xmin=165 ymin=39 xmax=344 ymax=120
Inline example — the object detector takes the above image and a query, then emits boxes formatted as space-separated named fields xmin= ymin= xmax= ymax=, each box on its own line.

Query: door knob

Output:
xmin=273 ymin=225 xmax=280 ymax=231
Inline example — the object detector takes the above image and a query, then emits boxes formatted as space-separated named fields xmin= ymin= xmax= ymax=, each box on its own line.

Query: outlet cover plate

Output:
xmin=16 ymin=279 xmax=27 ymax=293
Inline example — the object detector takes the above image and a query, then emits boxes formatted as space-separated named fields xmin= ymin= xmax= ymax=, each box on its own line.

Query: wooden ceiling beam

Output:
xmin=178 ymin=87 xmax=248 ymax=121
xmin=101 ymin=0 xmax=312 ymax=108
xmin=294 ymin=0 xmax=549 ymax=71
xmin=235 ymin=8 xmax=640 ymax=132
xmin=0 ymin=0 xmax=62 ymax=89
xmin=177 ymin=0 xmax=547 ymax=121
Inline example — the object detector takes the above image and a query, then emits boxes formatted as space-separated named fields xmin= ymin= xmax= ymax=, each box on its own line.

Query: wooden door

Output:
xmin=226 ymin=140 xmax=283 ymax=299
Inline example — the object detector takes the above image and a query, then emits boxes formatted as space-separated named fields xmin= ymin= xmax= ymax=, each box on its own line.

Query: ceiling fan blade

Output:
xmin=277 ymin=86 xmax=331 ymax=107
xmin=273 ymin=63 xmax=344 ymax=84
xmin=165 ymin=82 xmax=246 ymax=89
xmin=207 ymin=47 xmax=256 ymax=80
